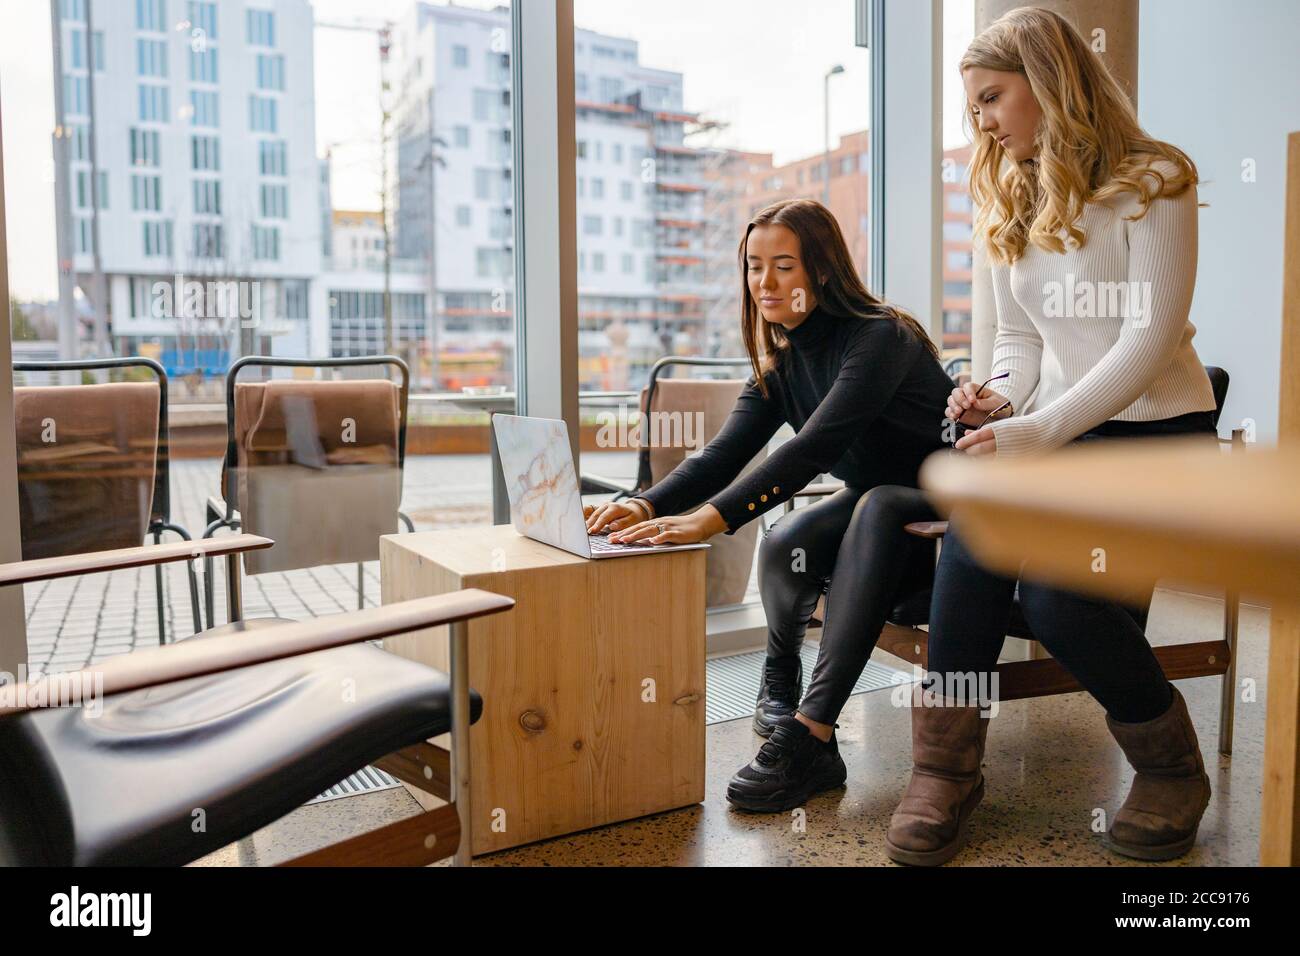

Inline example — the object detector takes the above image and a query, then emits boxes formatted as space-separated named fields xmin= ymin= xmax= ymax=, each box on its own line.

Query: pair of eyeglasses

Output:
xmin=953 ymin=370 xmax=1012 ymax=438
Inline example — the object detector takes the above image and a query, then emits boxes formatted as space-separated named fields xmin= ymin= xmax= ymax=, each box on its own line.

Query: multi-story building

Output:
xmin=316 ymin=206 xmax=430 ymax=375
xmin=706 ymin=131 xmax=975 ymax=356
xmin=940 ymin=145 xmax=975 ymax=351
xmin=713 ymin=129 xmax=873 ymax=281
xmin=390 ymin=3 xmax=512 ymax=390
xmin=54 ymin=0 xmax=320 ymax=373
xmin=391 ymin=3 xmax=722 ymax=391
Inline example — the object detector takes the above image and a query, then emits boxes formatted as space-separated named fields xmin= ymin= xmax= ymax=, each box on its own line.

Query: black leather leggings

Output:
xmin=758 ymin=484 xmax=939 ymax=724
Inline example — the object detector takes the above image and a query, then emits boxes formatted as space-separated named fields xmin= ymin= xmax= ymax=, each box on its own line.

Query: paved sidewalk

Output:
xmin=23 ymin=451 xmax=641 ymax=676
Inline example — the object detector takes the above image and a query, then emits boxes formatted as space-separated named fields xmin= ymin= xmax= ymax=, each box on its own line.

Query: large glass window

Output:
xmin=248 ymin=94 xmax=278 ymax=133
xmin=246 ymin=9 xmax=276 ymax=48
xmin=137 ymin=83 xmax=170 ymax=123
xmin=189 ymin=1 xmax=218 ymax=40
xmin=571 ymin=0 xmax=874 ymax=610
xmin=136 ymin=0 xmax=167 ymax=33
xmin=130 ymin=128 xmax=161 ymax=167
xmin=191 ymin=134 xmax=220 ymax=171
xmin=259 ymin=183 xmax=288 ymax=219
xmin=2 ymin=0 xmax=521 ymax=651
xmin=192 ymin=178 xmax=222 ymax=215
xmin=136 ymin=38 xmax=168 ymax=78
xmin=142 ymin=219 xmax=174 ymax=257
xmin=190 ymin=47 xmax=218 ymax=84
xmin=256 ymin=53 xmax=286 ymax=91
xmin=572 ymin=0 xmax=872 ymax=396
xmin=258 ymin=140 xmax=286 ymax=176
xmin=131 ymin=174 xmax=162 ymax=211
xmin=941 ymin=0 xmax=976 ymax=357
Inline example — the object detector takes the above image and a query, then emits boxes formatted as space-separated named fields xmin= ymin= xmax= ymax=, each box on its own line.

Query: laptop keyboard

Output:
xmin=588 ymin=533 xmax=661 ymax=553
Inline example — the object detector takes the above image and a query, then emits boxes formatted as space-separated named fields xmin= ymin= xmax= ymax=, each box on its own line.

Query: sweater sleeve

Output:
xmin=636 ymin=372 xmax=785 ymax=523
xmin=707 ymin=321 xmax=922 ymax=534
xmin=988 ymin=262 xmax=1043 ymax=417
xmin=988 ymin=179 xmax=1199 ymax=457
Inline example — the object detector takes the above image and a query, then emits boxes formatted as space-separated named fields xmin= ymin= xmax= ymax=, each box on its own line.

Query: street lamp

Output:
xmin=823 ymin=64 xmax=845 ymax=205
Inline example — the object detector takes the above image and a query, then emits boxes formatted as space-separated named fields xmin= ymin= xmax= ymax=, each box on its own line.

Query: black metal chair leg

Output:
xmin=202 ymin=515 xmax=230 ymax=629
xmin=152 ymin=529 xmax=167 ymax=644
xmin=160 ymin=521 xmax=202 ymax=635
xmin=203 ymin=554 xmax=215 ymax=628
xmin=187 ymin=561 xmax=203 ymax=635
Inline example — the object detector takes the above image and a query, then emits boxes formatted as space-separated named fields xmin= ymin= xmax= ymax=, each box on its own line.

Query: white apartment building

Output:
xmin=316 ymin=207 xmax=429 ymax=366
xmin=391 ymin=2 xmax=714 ymax=389
xmin=56 ymin=0 xmax=320 ymax=373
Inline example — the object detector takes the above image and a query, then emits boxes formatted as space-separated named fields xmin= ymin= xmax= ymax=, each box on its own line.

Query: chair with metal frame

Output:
xmin=12 ymin=356 xmax=201 ymax=642
xmin=202 ymin=355 xmax=415 ymax=628
xmin=582 ymin=355 xmax=851 ymax=508
xmin=581 ymin=356 xmax=751 ymax=498
xmin=880 ymin=365 xmax=1242 ymax=755
xmin=943 ymin=353 xmax=973 ymax=384
xmin=0 ymin=534 xmax=512 ymax=866
xmin=583 ymin=355 xmax=789 ymax=608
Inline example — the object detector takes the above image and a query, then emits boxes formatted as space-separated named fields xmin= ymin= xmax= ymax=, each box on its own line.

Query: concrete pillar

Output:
xmin=968 ymin=0 xmax=1138 ymax=379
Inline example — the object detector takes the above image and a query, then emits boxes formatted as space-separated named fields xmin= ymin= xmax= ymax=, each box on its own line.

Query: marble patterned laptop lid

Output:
xmin=492 ymin=414 xmax=590 ymax=556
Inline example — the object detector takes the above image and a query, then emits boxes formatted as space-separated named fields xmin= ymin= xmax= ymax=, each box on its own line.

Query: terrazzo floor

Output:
xmin=194 ymin=587 xmax=1269 ymax=867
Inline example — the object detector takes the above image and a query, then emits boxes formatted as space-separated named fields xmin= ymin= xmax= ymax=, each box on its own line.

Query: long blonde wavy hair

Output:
xmin=961 ymin=6 xmax=1199 ymax=266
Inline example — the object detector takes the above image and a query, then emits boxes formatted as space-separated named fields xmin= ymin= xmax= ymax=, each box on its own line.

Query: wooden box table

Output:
xmin=380 ymin=524 xmax=706 ymax=855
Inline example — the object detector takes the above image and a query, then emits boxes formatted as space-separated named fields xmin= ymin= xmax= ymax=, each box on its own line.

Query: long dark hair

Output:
xmin=739 ymin=198 xmax=939 ymax=398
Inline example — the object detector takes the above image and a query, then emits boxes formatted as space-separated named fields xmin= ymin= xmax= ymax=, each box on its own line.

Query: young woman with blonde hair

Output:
xmin=886 ymin=7 xmax=1219 ymax=865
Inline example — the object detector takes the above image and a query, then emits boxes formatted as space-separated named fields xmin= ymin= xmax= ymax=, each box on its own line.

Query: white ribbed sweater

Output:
xmin=985 ymin=162 xmax=1217 ymax=457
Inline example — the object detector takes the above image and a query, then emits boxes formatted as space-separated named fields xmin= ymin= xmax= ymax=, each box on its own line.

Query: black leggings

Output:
xmin=759 ymin=484 xmax=939 ymax=724
xmin=926 ymin=410 xmax=1219 ymax=723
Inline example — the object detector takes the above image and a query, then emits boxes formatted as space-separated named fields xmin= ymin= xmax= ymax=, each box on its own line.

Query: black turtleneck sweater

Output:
xmin=639 ymin=305 xmax=954 ymax=535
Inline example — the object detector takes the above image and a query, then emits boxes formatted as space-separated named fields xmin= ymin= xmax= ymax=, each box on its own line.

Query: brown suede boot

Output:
xmin=1104 ymin=684 xmax=1211 ymax=861
xmin=885 ymin=700 xmax=990 ymax=866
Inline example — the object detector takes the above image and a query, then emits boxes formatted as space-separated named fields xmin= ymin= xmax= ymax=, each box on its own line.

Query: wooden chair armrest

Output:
xmin=0 ymin=534 xmax=274 ymax=588
xmin=793 ymin=482 xmax=845 ymax=498
xmin=0 ymin=590 xmax=515 ymax=717
xmin=905 ymin=520 xmax=949 ymax=539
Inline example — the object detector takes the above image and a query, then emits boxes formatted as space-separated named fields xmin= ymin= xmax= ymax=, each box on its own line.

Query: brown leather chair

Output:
xmin=202 ymin=356 xmax=414 ymax=628
xmin=584 ymin=356 xmax=770 ymax=609
xmin=12 ymin=357 xmax=201 ymax=641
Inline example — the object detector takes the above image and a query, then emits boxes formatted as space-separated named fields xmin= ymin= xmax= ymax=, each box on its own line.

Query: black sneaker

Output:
xmin=726 ymin=714 xmax=848 ymax=813
xmin=753 ymin=655 xmax=803 ymax=737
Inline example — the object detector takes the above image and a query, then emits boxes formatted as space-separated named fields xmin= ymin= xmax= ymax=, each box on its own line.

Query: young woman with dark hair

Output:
xmin=583 ymin=197 xmax=954 ymax=811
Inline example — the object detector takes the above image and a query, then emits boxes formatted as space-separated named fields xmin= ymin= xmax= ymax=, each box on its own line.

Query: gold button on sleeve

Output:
xmin=747 ymin=503 xmax=755 ymax=511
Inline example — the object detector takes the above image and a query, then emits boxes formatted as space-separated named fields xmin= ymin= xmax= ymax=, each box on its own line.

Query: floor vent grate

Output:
xmin=706 ymin=645 xmax=911 ymax=725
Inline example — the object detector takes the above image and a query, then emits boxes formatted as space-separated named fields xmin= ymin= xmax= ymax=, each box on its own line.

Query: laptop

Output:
xmin=492 ymin=414 xmax=710 ymax=560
